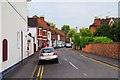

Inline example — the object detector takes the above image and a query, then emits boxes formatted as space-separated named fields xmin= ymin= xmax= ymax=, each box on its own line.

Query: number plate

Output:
xmin=45 ymin=58 xmax=52 ymax=60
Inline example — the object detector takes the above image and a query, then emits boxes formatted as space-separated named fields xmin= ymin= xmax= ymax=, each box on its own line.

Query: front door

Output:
xmin=21 ymin=31 xmax=23 ymax=61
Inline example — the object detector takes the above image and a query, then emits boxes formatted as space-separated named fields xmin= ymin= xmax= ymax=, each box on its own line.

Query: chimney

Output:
xmin=106 ymin=16 xmax=109 ymax=19
xmin=40 ymin=16 xmax=44 ymax=21
xmin=33 ymin=15 xmax=38 ymax=18
xmin=95 ymin=16 xmax=98 ymax=19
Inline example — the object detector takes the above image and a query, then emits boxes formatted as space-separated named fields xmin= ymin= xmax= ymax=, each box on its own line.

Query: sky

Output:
xmin=27 ymin=0 xmax=118 ymax=29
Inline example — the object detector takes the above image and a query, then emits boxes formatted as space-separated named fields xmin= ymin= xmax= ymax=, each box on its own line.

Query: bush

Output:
xmin=80 ymin=37 xmax=94 ymax=48
xmin=80 ymin=36 xmax=113 ymax=48
xmin=93 ymin=37 xmax=113 ymax=43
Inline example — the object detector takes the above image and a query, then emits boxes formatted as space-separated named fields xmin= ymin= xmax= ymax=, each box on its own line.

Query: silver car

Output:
xmin=38 ymin=47 xmax=58 ymax=64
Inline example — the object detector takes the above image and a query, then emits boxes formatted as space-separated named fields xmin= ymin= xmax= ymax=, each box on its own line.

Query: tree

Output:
xmin=93 ymin=22 xmax=120 ymax=42
xmin=80 ymin=28 xmax=92 ymax=37
xmin=48 ymin=22 xmax=56 ymax=28
xmin=61 ymin=25 xmax=70 ymax=35
xmin=93 ymin=23 xmax=110 ymax=37
xmin=110 ymin=21 xmax=120 ymax=42
xmin=67 ymin=28 xmax=76 ymax=38
xmin=73 ymin=33 xmax=80 ymax=46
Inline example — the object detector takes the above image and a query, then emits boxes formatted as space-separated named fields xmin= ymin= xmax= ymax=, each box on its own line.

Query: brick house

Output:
xmin=28 ymin=15 xmax=65 ymax=49
xmin=89 ymin=16 xmax=120 ymax=34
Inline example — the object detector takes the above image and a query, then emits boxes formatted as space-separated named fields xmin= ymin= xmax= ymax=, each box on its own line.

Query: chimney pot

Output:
xmin=40 ymin=16 xmax=44 ymax=21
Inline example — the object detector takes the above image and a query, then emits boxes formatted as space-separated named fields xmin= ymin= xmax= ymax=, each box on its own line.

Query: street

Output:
xmin=34 ymin=48 xmax=118 ymax=79
xmin=4 ymin=48 xmax=119 ymax=80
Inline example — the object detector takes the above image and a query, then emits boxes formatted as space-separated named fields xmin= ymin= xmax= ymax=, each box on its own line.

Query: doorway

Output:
xmin=21 ymin=31 xmax=23 ymax=61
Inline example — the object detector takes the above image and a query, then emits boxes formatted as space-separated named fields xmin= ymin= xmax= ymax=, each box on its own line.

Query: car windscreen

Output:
xmin=66 ymin=43 xmax=71 ymax=46
xmin=41 ymin=48 xmax=54 ymax=53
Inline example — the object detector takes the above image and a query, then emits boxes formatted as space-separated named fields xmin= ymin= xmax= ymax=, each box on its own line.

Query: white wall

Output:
xmin=58 ymin=34 xmax=60 ymax=41
xmin=1 ymin=0 xmax=27 ymax=72
xmin=29 ymin=28 xmax=38 ymax=51
xmin=0 ymin=0 xmax=2 ymax=75
xmin=27 ymin=36 xmax=34 ymax=56
xmin=47 ymin=31 xmax=52 ymax=46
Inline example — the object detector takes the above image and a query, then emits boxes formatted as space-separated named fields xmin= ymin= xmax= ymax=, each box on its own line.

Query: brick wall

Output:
xmin=82 ymin=44 xmax=91 ymax=53
xmin=82 ymin=43 xmax=120 ymax=59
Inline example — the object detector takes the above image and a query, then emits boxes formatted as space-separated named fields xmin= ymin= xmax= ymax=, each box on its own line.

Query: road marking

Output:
xmin=64 ymin=58 xmax=68 ymax=61
xmin=36 ymin=65 xmax=41 ymax=80
xmin=83 ymin=73 xmax=88 ymax=77
xmin=69 ymin=62 xmax=78 ymax=70
xmin=59 ymin=61 xmax=61 ymax=64
xmin=30 ymin=64 xmax=38 ymax=79
xmin=80 ymin=54 xmax=120 ymax=70
xmin=40 ymin=65 xmax=44 ymax=80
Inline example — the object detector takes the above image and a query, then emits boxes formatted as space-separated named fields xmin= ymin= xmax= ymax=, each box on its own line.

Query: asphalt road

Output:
xmin=4 ymin=48 xmax=119 ymax=80
xmin=37 ymin=48 xmax=118 ymax=79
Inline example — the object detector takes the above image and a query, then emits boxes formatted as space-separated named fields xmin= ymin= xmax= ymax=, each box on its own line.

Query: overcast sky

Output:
xmin=28 ymin=0 xmax=118 ymax=29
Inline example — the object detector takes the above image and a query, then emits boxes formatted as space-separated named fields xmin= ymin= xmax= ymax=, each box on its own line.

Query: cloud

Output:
xmin=28 ymin=2 xmax=118 ymax=29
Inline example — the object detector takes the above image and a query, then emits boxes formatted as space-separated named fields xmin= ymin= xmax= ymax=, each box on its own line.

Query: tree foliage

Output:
xmin=67 ymin=28 xmax=76 ymax=38
xmin=61 ymin=25 xmax=70 ymax=35
xmin=109 ymin=21 xmax=120 ymax=42
xmin=80 ymin=28 xmax=92 ymax=37
xmin=94 ymin=22 xmax=120 ymax=42
xmin=73 ymin=33 xmax=80 ymax=46
xmin=48 ymin=22 xmax=56 ymax=28
xmin=80 ymin=37 xmax=94 ymax=48
xmin=93 ymin=23 xmax=110 ymax=37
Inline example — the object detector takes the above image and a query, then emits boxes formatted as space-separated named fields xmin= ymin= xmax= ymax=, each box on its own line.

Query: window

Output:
xmin=38 ymin=29 xmax=39 ymax=35
xmin=41 ymin=48 xmax=54 ymax=53
xmin=3 ymin=39 xmax=8 ymax=62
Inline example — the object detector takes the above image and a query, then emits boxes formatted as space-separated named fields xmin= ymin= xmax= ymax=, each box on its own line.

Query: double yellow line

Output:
xmin=80 ymin=54 xmax=120 ymax=70
xmin=36 ymin=65 xmax=44 ymax=80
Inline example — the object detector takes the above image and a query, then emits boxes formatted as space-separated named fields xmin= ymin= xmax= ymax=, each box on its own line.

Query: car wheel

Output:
xmin=38 ymin=60 xmax=43 ymax=65
xmin=54 ymin=58 xmax=58 ymax=63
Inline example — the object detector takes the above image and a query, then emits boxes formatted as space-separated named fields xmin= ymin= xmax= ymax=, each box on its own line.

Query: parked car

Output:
xmin=38 ymin=47 xmax=59 ymax=64
xmin=53 ymin=43 xmax=58 ymax=49
xmin=65 ymin=43 xmax=72 ymax=48
xmin=57 ymin=44 xmax=63 ymax=48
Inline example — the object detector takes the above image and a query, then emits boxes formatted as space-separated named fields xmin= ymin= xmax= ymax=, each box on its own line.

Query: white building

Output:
xmin=27 ymin=35 xmax=34 ymax=56
xmin=28 ymin=28 xmax=38 ymax=51
xmin=0 ymin=0 xmax=30 ymax=78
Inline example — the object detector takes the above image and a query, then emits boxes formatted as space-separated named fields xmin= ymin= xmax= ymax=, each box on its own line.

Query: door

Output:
xmin=21 ymin=31 xmax=23 ymax=61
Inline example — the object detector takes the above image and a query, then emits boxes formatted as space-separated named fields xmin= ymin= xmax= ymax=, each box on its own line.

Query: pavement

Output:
xmin=2 ymin=48 xmax=119 ymax=79
xmin=3 ymin=52 xmax=39 ymax=79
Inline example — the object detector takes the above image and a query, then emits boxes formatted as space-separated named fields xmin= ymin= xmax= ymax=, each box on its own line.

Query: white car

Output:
xmin=65 ymin=43 xmax=72 ymax=48
xmin=39 ymin=47 xmax=58 ymax=64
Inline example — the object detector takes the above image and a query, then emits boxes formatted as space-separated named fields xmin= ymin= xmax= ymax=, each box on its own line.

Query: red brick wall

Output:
xmin=82 ymin=43 xmax=120 ymax=59
xmin=82 ymin=44 xmax=91 ymax=53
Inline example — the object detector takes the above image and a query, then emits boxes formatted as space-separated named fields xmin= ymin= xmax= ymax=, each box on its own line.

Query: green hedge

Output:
xmin=80 ymin=37 xmax=113 ymax=48
xmin=93 ymin=37 xmax=113 ymax=43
